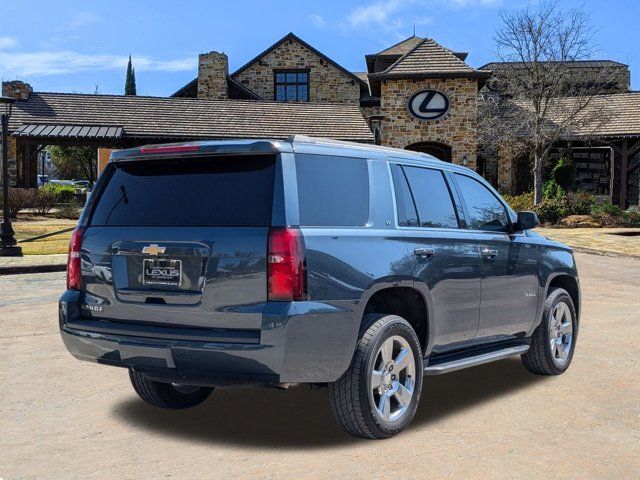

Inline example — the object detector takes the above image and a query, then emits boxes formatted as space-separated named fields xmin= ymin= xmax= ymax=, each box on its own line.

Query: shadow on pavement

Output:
xmin=112 ymin=358 xmax=549 ymax=450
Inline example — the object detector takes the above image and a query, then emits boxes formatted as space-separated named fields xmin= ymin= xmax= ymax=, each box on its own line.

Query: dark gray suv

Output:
xmin=60 ymin=136 xmax=580 ymax=439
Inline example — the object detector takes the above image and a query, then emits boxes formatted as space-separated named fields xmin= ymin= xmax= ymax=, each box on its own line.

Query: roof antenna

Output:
xmin=413 ymin=22 xmax=416 ymax=37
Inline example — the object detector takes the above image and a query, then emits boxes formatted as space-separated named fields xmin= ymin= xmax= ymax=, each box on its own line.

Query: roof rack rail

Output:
xmin=286 ymin=135 xmax=443 ymax=159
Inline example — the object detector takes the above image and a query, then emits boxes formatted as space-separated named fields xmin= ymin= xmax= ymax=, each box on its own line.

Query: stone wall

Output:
xmin=379 ymin=77 xmax=478 ymax=169
xmin=0 ymin=81 xmax=29 ymax=188
xmin=233 ymin=39 xmax=360 ymax=104
xmin=197 ymin=52 xmax=228 ymax=100
xmin=0 ymin=137 xmax=19 ymax=187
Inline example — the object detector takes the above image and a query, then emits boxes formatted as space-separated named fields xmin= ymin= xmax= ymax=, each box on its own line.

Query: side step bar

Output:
xmin=424 ymin=344 xmax=530 ymax=375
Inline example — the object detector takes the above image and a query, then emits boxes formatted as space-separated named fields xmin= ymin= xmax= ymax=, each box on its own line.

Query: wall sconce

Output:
xmin=368 ymin=115 xmax=385 ymax=146
xmin=462 ymin=155 xmax=469 ymax=167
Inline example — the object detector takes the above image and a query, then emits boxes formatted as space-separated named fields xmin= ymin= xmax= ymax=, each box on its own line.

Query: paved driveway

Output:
xmin=1 ymin=253 xmax=638 ymax=479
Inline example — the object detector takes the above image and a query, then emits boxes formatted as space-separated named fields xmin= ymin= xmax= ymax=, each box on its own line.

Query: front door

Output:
xmin=452 ymin=173 xmax=539 ymax=340
xmin=391 ymin=163 xmax=482 ymax=354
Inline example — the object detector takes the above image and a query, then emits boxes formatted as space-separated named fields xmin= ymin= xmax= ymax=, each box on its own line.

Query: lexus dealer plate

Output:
xmin=143 ymin=259 xmax=182 ymax=286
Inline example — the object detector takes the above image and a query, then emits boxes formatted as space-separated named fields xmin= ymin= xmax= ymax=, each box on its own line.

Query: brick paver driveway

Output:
xmin=1 ymin=253 xmax=638 ymax=479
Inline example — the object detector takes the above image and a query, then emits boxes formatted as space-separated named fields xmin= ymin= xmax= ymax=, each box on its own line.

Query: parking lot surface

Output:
xmin=1 ymin=253 xmax=638 ymax=479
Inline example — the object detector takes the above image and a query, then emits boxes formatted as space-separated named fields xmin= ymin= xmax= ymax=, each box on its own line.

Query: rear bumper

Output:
xmin=59 ymin=290 xmax=360 ymax=385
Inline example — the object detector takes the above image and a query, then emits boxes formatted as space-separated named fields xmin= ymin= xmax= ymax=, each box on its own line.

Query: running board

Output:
xmin=424 ymin=344 xmax=530 ymax=375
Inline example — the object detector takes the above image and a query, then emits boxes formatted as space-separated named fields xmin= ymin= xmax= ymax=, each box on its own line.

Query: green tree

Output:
xmin=48 ymin=146 xmax=97 ymax=184
xmin=125 ymin=54 xmax=137 ymax=96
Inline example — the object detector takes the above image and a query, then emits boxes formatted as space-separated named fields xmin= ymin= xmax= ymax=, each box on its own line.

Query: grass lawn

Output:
xmin=12 ymin=215 xmax=78 ymax=255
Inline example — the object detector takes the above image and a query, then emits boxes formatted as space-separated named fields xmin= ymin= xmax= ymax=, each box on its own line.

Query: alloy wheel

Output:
xmin=369 ymin=335 xmax=416 ymax=423
xmin=548 ymin=302 xmax=574 ymax=367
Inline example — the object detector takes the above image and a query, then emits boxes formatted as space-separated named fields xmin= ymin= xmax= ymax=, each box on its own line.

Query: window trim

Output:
xmin=273 ymin=68 xmax=310 ymax=102
xmin=450 ymin=171 xmax=516 ymax=234
xmin=390 ymin=163 xmax=462 ymax=230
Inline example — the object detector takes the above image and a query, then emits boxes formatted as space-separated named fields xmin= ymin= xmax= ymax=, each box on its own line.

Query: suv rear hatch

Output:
xmin=77 ymin=154 xmax=276 ymax=331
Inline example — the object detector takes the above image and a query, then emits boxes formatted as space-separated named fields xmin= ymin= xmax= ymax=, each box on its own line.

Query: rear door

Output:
xmin=391 ymin=163 xmax=482 ymax=354
xmin=451 ymin=173 xmax=539 ymax=340
xmin=79 ymin=155 xmax=277 ymax=330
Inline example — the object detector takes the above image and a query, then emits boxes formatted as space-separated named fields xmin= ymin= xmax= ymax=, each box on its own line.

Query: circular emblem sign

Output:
xmin=407 ymin=90 xmax=450 ymax=121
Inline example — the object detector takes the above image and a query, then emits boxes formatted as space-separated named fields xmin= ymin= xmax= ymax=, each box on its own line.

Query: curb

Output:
xmin=0 ymin=264 xmax=67 ymax=275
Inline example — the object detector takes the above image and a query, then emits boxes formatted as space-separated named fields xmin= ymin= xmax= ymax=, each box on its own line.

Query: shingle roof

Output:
xmin=8 ymin=92 xmax=374 ymax=142
xmin=503 ymin=92 xmax=640 ymax=138
xmin=370 ymin=38 xmax=490 ymax=79
xmin=479 ymin=60 xmax=628 ymax=71
xmin=372 ymin=36 xmax=424 ymax=56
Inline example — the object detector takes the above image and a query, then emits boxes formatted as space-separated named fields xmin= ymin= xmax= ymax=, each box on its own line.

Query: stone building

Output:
xmin=2 ymin=32 xmax=640 ymax=206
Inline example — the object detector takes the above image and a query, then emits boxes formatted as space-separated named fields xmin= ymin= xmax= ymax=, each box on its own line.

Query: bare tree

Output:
xmin=479 ymin=0 xmax=617 ymax=204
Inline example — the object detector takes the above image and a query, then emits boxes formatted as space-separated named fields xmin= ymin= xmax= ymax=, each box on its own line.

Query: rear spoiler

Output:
xmin=110 ymin=139 xmax=291 ymax=162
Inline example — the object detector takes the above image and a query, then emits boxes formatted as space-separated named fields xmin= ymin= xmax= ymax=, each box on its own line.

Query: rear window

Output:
xmin=90 ymin=156 xmax=275 ymax=226
xmin=296 ymin=154 xmax=369 ymax=226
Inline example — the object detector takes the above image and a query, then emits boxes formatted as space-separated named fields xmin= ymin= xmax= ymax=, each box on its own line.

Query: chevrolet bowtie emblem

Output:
xmin=142 ymin=244 xmax=166 ymax=255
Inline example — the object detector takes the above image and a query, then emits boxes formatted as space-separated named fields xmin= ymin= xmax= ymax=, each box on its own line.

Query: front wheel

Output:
xmin=129 ymin=370 xmax=214 ymax=409
xmin=328 ymin=314 xmax=423 ymax=439
xmin=522 ymin=287 xmax=578 ymax=375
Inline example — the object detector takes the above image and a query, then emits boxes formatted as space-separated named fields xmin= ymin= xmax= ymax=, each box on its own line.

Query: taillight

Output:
xmin=67 ymin=227 xmax=84 ymax=290
xmin=267 ymin=227 xmax=306 ymax=301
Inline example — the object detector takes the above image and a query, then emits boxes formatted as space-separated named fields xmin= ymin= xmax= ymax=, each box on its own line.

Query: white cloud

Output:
xmin=0 ymin=50 xmax=196 ymax=77
xmin=341 ymin=0 xmax=501 ymax=32
xmin=449 ymin=0 xmax=501 ymax=6
xmin=65 ymin=12 xmax=101 ymax=29
xmin=309 ymin=13 xmax=326 ymax=28
xmin=0 ymin=36 xmax=17 ymax=50
xmin=346 ymin=0 xmax=403 ymax=29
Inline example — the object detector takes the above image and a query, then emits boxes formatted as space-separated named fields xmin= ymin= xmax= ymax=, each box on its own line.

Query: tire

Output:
xmin=129 ymin=369 xmax=214 ymax=409
xmin=328 ymin=314 xmax=423 ymax=439
xmin=522 ymin=287 xmax=578 ymax=375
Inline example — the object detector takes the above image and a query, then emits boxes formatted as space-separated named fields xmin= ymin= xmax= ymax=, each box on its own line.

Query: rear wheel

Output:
xmin=129 ymin=370 xmax=214 ymax=409
xmin=328 ymin=314 xmax=423 ymax=439
xmin=522 ymin=287 xmax=577 ymax=375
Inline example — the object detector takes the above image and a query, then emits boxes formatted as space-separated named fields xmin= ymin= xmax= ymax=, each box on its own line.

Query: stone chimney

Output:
xmin=2 ymin=80 xmax=32 ymax=100
xmin=197 ymin=52 xmax=228 ymax=100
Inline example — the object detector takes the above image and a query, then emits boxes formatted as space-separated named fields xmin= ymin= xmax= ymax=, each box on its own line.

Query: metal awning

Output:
xmin=13 ymin=124 xmax=124 ymax=139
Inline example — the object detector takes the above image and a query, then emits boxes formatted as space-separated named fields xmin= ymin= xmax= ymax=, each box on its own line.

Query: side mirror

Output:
xmin=516 ymin=211 xmax=540 ymax=230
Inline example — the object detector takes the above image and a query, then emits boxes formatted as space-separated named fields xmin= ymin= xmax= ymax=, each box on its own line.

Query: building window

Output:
xmin=275 ymin=71 xmax=309 ymax=102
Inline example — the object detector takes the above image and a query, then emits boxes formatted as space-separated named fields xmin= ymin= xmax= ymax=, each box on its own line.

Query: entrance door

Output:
xmin=405 ymin=142 xmax=452 ymax=162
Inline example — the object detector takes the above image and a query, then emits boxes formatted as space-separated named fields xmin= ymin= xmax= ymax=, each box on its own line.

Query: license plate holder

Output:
xmin=143 ymin=258 xmax=182 ymax=286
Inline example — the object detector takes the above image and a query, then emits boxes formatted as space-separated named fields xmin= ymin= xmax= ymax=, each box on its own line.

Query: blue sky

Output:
xmin=1 ymin=0 xmax=638 ymax=96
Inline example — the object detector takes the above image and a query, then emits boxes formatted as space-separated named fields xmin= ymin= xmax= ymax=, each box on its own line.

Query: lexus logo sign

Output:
xmin=407 ymin=90 xmax=450 ymax=121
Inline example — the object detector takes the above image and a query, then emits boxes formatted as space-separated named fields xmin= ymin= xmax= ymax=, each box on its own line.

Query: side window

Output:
xmin=402 ymin=166 xmax=459 ymax=229
xmin=296 ymin=154 xmax=369 ymax=226
xmin=390 ymin=164 xmax=419 ymax=226
xmin=454 ymin=174 xmax=510 ymax=232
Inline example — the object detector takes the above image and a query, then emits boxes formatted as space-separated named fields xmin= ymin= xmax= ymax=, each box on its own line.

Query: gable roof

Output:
xmin=8 ymin=92 xmax=374 ymax=143
xmin=370 ymin=38 xmax=489 ymax=79
xmin=231 ymin=32 xmax=367 ymax=87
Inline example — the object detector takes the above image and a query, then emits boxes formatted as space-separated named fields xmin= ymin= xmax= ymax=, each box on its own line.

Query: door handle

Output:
xmin=481 ymin=248 xmax=498 ymax=260
xmin=414 ymin=247 xmax=435 ymax=259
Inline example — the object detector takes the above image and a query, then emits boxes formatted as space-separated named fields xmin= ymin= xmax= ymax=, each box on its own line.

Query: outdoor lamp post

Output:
xmin=0 ymin=95 xmax=22 ymax=256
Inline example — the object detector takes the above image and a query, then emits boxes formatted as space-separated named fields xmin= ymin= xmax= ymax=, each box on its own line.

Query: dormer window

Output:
xmin=275 ymin=70 xmax=309 ymax=102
